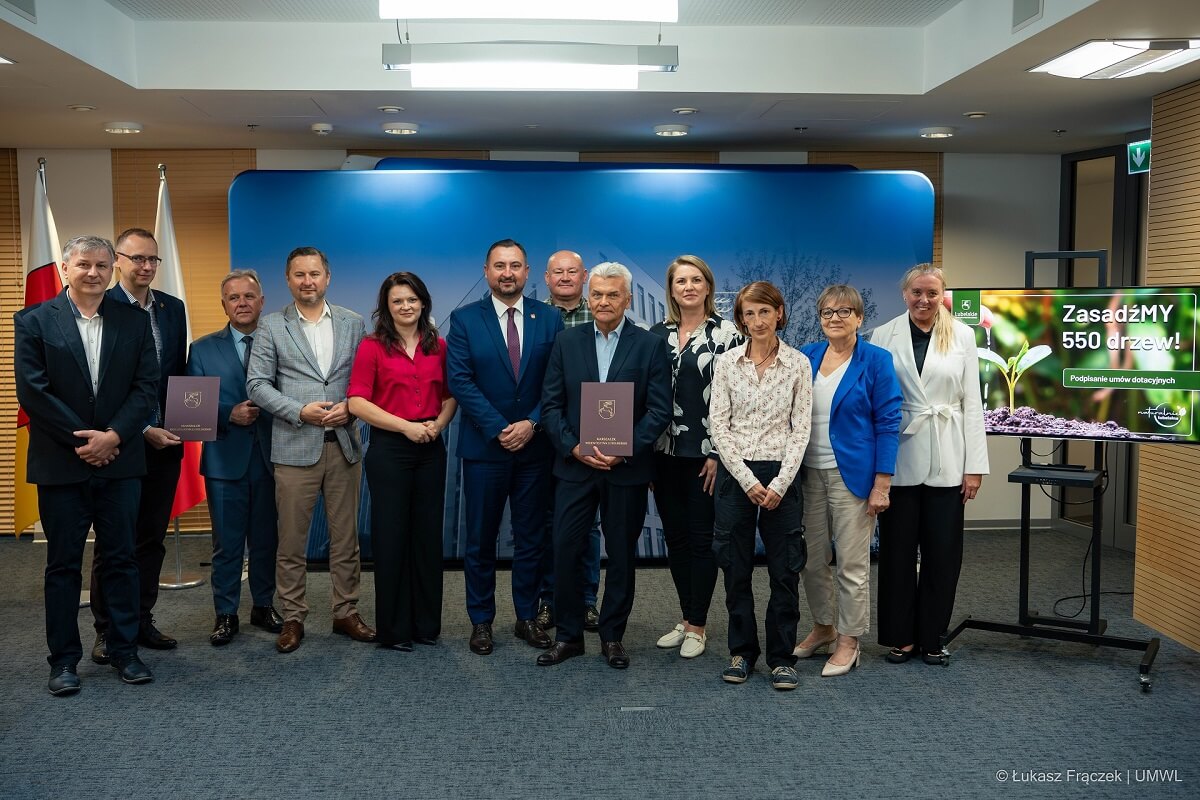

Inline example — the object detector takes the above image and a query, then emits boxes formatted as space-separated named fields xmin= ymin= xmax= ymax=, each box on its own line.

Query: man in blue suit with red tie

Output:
xmin=186 ymin=269 xmax=283 ymax=646
xmin=446 ymin=238 xmax=564 ymax=656
xmin=90 ymin=227 xmax=187 ymax=662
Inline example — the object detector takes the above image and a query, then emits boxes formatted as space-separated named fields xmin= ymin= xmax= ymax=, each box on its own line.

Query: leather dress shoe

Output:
xmin=469 ymin=623 xmax=494 ymax=655
xmin=414 ymin=636 xmax=438 ymax=646
xmin=514 ymin=619 xmax=552 ymax=649
xmin=276 ymin=620 xmax=304 ymax=653
xmin=332 ymin=613 xmax=377 ymax=642
xmin=91 ymin=632 xmax=110 ymax=665
xmin=535 ymin=603 xmax=554 ymax=630
xmin=537 ymin=640 xmax=585 ymax=666
xmin=250 ymin=605 xmax=284 ymax=633
xmin=48 ymin=664 xmax=81 ymax=697
xmin=209 ymin=614 xmax=239 ymax=647
xmin=584 ymin=605 xmax=600 ymax=632
xmin=111 ymin=654 xmax=154 ymax=685
xmin=138 ymin=621 xmax=178 ymax=650
xmin=601 ymin=640 xmax=630 ymax=669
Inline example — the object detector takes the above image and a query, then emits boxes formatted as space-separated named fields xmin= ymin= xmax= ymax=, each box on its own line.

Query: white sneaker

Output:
xmin=656 ymin=623 xmax=686 ymax=648
xmin=679 ymin=631 xmax=706 ymax=658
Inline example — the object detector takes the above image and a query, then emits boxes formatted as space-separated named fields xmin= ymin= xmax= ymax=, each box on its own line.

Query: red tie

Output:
xmin=506 ymin=307 xmax=520 ymax=379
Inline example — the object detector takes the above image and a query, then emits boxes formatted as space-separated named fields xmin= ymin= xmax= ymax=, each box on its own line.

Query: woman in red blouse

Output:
xmin=348 ymin=272 xmax=457 ymax=651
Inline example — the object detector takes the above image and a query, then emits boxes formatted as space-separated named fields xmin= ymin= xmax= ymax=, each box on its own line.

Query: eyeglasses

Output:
xmin=820 ymin=307 xmax=855 ymax=320
xmin=117 ymin=252 xmax=163 ymax=267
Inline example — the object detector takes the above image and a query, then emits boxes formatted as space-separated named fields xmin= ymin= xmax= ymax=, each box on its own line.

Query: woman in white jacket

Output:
xmin=869 ymin=264 xmax=988 ymax=665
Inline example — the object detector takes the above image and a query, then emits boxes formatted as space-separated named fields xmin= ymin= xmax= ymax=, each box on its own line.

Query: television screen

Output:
xmin=947 ymin=286 xmax=1200 ymax=444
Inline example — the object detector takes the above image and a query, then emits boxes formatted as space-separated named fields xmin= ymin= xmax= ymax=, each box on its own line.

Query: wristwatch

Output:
xmin=528 ymin=419 xmax=542 ymax=433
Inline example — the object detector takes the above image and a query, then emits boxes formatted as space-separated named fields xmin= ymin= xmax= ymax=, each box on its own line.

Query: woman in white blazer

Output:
xmin=869 ymin=263 xmax=988 ymax=665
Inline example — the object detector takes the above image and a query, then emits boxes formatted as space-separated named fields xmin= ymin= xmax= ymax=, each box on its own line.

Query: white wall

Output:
xmin=16 ymin=149 xmax=114 ymax=260
xmin=943 ymin=152 xmax=1062 ymax=525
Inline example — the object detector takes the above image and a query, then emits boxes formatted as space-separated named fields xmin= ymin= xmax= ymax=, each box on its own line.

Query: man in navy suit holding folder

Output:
xmin=186 ymin=269 xmax=283 ymax=646
xmin=447 ymin=238 xmax=564 ymax=657
xmin=538 ymin=262 xmax=672 ymax=669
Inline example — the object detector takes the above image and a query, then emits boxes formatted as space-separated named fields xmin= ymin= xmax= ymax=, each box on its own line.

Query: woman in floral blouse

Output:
xmin=649 ymin=255 xmax=742 ymax=659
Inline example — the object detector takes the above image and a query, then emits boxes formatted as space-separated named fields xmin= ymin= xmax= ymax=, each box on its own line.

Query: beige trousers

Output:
xmin=274 ymin=442 xmax=362 ymax=623
xmin=800 ymin=466 xmax=873 ymax=636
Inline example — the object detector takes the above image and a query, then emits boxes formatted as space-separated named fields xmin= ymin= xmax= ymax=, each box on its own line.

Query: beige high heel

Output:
xmin=793 ymin=634 xmax=837 ymax=658
xmin=821 ymin=641 xmax=861 ymax=677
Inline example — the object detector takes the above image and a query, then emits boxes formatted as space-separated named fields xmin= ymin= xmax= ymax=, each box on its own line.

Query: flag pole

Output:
xmin=154 ymin=161 xmax=205 ymax=591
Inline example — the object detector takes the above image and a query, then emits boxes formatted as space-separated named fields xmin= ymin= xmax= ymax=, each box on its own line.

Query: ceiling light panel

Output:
xmin=1030 ymin=39 xmax=1200 ymax=79
xmin=379 ymin=1 xmax=677 ymax=22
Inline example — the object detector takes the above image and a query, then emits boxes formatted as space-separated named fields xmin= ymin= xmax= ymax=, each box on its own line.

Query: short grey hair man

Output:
xmin=62 ymin=235 xmax=116 ymax=265
xmin=589 ymin=261 xmax=633 ymax=295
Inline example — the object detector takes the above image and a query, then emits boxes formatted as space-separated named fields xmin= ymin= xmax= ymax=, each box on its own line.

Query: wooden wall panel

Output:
xmin=112 ymin=149 xmax=256 ymax=532
xmin=1135 ymin=78 xmax=1200 ymax=652
xmin=807 ymin=151 xmax=944 ymax=267
xmin=0 ymin=151 xmax=20 ymax=535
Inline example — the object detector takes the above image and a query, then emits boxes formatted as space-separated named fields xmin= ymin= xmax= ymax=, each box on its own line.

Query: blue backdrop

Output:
xmin=227 ymin=159 xmax=934 ymax=561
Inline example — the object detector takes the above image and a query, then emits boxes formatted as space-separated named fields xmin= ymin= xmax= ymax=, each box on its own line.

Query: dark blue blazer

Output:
xmin=186 ymin=325 xmax=273 ymax=481
xmin=800 ymin=335 xmax=903 ymax=499
xmin=541 ymin=319 xmax=672 ymax=486
xmin=14 ymin=290 xmax=159 ymax=485
xmin=107 ymin=285 xmax=188 ymax=460
xmin=446 ymin=295 xmax=564 ymax=462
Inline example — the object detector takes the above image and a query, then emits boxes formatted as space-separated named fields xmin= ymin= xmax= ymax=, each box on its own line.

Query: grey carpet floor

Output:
xmin=0 ymin=529 xmax=1197 ymax=800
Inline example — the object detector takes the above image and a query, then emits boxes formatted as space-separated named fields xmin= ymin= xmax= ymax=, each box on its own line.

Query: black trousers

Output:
xmin=90 ymin=444 xmax=181 ymax=631
xmin=653 ymin=453 xmax=718 ymax=627
xmin=364 ymin=427 xmax=446 ymax=645
xmin=876 ymin=483 xmax=965 ymax=653
xmin=553 ymin=476 xmax=647 ymax=644
xmin=40 ymin=477 xmax=141 ymax=666
xmin=714 ymin=461 xmax=805 ymax=670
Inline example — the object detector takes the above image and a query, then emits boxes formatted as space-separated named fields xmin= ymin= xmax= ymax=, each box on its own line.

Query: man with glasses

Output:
xmin=90 ymin=228 xmax=187 ymax=664
xmin=536 ymin=250 xmax=603 ymax=633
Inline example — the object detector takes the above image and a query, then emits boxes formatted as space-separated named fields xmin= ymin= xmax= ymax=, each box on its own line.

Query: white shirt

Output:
xmin=297 ymin=302 xmax=334 ymax=377
xmin=804 ymin=360 xmax=848 ymax=469
xmin=491 ymin=294 xmax=525 ymax=353
xmin=709 ymin=340 xmax=813 ymax=497
xmin=68 ymin=290 xmax=103 ymax=392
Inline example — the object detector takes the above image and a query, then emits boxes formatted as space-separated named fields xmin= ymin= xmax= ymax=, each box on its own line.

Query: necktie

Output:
xmin=506 ymin=307 xmax=520 ymax=379
xmin=242 ymin=334 xmax=253 ymax=374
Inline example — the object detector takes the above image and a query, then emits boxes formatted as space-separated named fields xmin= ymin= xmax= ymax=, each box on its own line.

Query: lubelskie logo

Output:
xmin=961 ymin=299 xmax=972 ymax=311
xmin=1138 ymin=403 xmax=1186 ymax=428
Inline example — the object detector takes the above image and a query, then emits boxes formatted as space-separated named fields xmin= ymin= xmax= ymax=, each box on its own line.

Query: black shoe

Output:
xmin=90 ymin=631 xmax=109 ymax=665
xmin=209 ymin=614 xmax=239 ymax=647
xmin=535 ymin=603 xmax=554 ymax=629
xmin=111 ymin=655 xmax=154 ymax=685
xmin=600 ymin=640 xmax=630 ymax=669
xmin=380 ymin=641 xmax=414 ymax=652
xmin=922 ymin=649 xmax=947 ymax=666
xmin=138 ymin=621 xmax=178 ymax=650
xmin=250 ymin=605 xmax=284 ymax=633
xmin=536 ymin=640 xmax=585 ymax=666
xmin=469 ymin=623 xmax=494 ymax=655
xmin=885 ymin=646 xmax=914 ymax=664
xmin=48 ymin=664 xmax=80 ymax=697
xmin=414 ymin=637 xmax=438 ymax=646
xmin=584 ymin=605 xmax=600 ymax=632
xmin=514 ymin=619 xmax=552 ymax=649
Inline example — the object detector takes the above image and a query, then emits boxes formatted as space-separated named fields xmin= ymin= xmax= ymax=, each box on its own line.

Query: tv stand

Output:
xmin=942 ymin=438 xmax=1160 ymax=691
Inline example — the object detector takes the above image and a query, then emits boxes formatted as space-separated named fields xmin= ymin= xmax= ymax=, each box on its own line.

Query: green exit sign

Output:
xmin=1128 ymin=139 xmax=1151 ymax=174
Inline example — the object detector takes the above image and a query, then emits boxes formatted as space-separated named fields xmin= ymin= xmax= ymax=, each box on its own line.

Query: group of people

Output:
xmin=16 ymin=231 xmax=988 ymax=698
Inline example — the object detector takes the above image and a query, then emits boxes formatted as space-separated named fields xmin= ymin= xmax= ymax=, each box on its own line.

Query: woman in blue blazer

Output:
xmin=796 ymin=285 xmax=902 ymax=676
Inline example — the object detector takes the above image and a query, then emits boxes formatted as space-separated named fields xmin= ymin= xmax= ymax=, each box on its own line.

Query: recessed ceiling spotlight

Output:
xmin=104 ymin=122 xmax=143 ymax=134
xmin=377 ymin=105 xmax=405 ymax=114
xmin=68 ymin=104 xmax=96 ymax=112
xmin=382 ymin=121 xmax=420 ymax=135
xmin=962 ymin=111 xmax=988 ymax=119
xmin=919 ymin=126 xmax=955 ymax=139
xmin=1053 ymin=129 xmax=1067 ymax=137
xmin=794 ymin=126 xmax=808 ymax=132
xmin=311 ymin=122 xmax=333 ymax=135
xmin=524 ymin=124 xmax=540 ymax=129
xmin=672 ymin=107 xmax=699 ymax=115
xmin=654 ymin=124 xmax=690 ymax=137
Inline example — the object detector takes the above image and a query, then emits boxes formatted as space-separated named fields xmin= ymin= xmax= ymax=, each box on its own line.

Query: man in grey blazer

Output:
xmin=247 ymin=246 xmax=376 ymax=653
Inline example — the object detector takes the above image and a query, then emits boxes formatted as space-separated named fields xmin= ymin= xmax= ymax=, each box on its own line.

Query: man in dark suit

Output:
xmin=538 ymin=262 xmax=672 ymax=669
xmin=15 ymin=235 xmax=159 ymax=695
xmin=447 ymin=238 xmax=565 ymax=656
xmin=89 ymin=227 xmax=187 ymax=663
xmin=186 ymin=269 xmax=283 ymax=646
